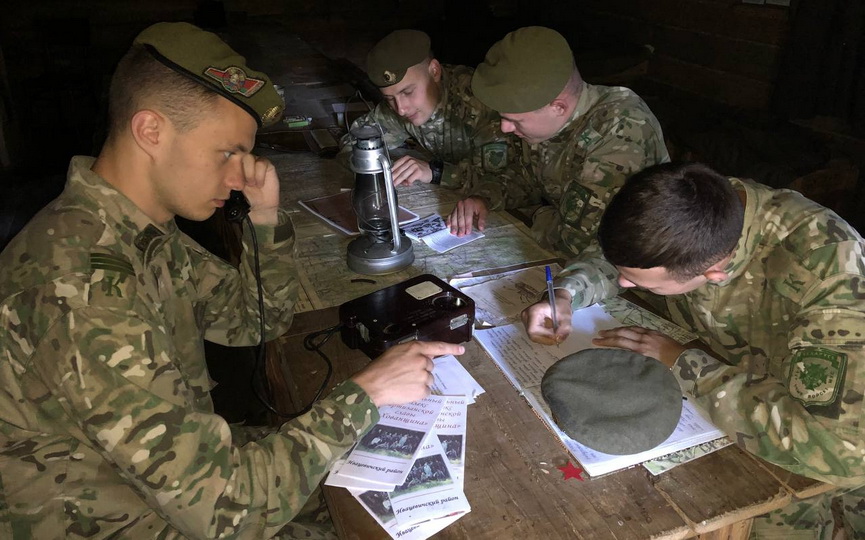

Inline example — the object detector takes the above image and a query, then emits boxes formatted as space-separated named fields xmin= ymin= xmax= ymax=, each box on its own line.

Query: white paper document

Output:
xmin=433 ymin=397 xmax=468 ymax=488
xmin=452 ymin=265 xmax=561 ymax=327
xmin=474 ymin=305 xmax=726 ymax=477
xmin=351 ymin=489 xmax=464 ymax=540
xmin=402 ymin=214 xmax=484 ymax=253
xmin=430 ymin=355 xmax=484 ymax=402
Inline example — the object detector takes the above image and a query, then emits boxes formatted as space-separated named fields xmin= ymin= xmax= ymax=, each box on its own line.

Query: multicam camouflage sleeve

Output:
xmin=464 ymin=140 xmax=541 ymax=212
xmin=552 ymin=109 xmax=669 ymax=256
xmin=29 ymin=309 xmax=378 ymax=538
xmin=553 ymin=242 xmax=621 ymax=308
xmin=673 ymin=277 xmax=865 ymax=488
xmin=467 ymin=85 xmax=669 ymax=257
xmin=196 ymin=210 xmax=299 ymax=345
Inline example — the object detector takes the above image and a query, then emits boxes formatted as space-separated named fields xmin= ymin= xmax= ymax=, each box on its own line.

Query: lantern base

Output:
xmin=347 ymin=234 xmax=414 ymax=275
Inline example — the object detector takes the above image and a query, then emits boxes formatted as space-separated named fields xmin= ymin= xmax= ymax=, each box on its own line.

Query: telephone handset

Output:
xmin=225 ymin=190 xmax=250 ymax=223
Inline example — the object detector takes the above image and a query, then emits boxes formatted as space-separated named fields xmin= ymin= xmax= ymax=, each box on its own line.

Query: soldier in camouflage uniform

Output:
xmin=447 ymin=26 xmax=669 ymax=257
xmin=523 ymin=162 xmax=865 ymax=538
xmin=0 ymin=22 xmax=462 ymax=539
xmin=338 ymin=29 xmax=514 ymax=189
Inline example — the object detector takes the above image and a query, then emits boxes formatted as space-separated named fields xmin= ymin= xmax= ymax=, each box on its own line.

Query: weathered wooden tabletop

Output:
xmin=275 ymin=308 xmax=829 ymax=540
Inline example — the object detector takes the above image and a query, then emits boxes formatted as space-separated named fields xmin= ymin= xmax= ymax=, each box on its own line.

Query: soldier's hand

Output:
xmin=447 ymin=197 xmax=488 ymax=236
xmin=391 ymin=156 xmax=432 ymax=186
xmin=351 ymin=341 xmax=465 ymax=407
xmin=592 ymin=326 xmax=685 ymax=368
xmin=521 ymin=289 xmax=573 ymax=345
xmin=241 ymin=154 xmax=280 ymax=225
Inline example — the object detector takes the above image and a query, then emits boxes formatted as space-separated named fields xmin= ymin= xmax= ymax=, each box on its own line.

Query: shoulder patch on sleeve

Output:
xmin=482 ymin=142 xmax=508 ymax=171
xmin=787 ymin=347 xmax=847 ymax=412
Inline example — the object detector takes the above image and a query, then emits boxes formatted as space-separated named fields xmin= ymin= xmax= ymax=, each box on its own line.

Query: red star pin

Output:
xmin=557 ymin=461 xmax=585 ymax=481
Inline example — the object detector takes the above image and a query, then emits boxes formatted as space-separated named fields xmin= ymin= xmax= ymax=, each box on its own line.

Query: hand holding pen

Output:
xmin=545 ymin=265 xmax=559 ymax=338
xmin=521 ymin=267 xmax=573 ymax=345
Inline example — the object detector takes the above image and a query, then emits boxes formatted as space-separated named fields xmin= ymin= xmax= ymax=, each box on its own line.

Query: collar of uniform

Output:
xmin=538 ymin=82 xmax=600 ymax=145
xmin=66 ymin=156 xmax=176 ymax=256
xmin=716 ymin=177 xmax=758 ymax=284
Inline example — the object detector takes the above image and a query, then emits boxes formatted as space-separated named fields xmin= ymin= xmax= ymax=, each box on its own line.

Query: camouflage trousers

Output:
xmin=275 ymin=486 xmax=338 ymax=540
xmin=751 ymin=484 xmax=865 ymax=539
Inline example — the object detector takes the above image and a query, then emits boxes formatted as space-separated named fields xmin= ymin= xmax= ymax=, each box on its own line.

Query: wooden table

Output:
xmin=261 ymin=149 xmax=832 ymax=539
xmin=275 ymin=307 xmax=832 ymax=540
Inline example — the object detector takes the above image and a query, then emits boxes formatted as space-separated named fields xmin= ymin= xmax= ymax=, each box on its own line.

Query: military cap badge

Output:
xmin=204 ymin=66 xmax=265 ymax=97
xmin=382 ymin=70 xmax=396 ymax=84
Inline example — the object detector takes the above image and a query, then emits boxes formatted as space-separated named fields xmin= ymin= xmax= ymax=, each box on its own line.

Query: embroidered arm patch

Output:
xmin=787 ymin=346 xmax=847 ymax=417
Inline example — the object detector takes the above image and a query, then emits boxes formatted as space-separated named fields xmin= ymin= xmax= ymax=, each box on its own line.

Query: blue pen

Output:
xmin=545 ymin=265 xmax=559 ymax=335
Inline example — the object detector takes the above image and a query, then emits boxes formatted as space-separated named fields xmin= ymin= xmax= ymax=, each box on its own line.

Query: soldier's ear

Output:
xmin=429 ymin=59 xmax=442 ymax=82
xmin=549 ymin=98 xmax=568 ymax=117
xmin=130 ymin=109 xmax=166 ymax=158
xmin=703 ymin=256 xmax=731 ymax=283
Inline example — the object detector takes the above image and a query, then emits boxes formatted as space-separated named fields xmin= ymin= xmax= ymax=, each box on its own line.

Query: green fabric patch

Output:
xmin=482 ymin=142 xmax=508 ymax=171
xmin=787 ymin=347 xmax=847 ymax=407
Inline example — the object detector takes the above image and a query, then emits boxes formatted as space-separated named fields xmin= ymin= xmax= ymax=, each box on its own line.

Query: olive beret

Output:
xmin=134 ymin=22 xmax=284 ymax=127
xmin=366 ymin=30 xmax=431 ymax=87
xmin=472 ymin=26 xmax=574 ymax=113
xmin=541 ymin=349 xmax=683 ymax=455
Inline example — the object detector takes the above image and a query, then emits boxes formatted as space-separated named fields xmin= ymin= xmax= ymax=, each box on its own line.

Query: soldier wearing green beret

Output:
xmin=338 ymin=29 xmax=515 ymax=189
xmin=447 ymin=26 xmax=669 ymax=257
xmin=0 ymin=22 xmax=463 ymax=539
xmin=524 ymin=162 xmax=865 ymax=536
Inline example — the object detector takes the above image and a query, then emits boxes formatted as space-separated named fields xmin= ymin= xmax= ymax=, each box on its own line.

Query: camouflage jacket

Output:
xmin=339 ymin=64 xmax=514 ymax=189
xmin=468 ymin=83 xmax=669 ymax=257
xmin=557 ymin=178 xmax=865 ymax=487
xmin=0 ymin=157 xmax=380 ymax=538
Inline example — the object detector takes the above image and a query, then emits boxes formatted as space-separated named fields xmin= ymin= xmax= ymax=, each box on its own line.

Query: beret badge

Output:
xmin=204 ymin=66 xmax=264 ymax=97
xmin=382 ymin=70 xmax=396 ymax=84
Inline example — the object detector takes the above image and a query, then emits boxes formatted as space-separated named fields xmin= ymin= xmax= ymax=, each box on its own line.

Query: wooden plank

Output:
xmin=653 ymin=445 xmax=791 ymax=534
xmin=647 ymin=54 xmax=772 ymax=110
xmin=649 ymin=25 xmax=782 ymax=82
xmin=697 ymin=518 xmax=753 ymax=540
xmin=755 ymin=461 xmax=839 ymax=500
xmin=579 ymin=0 xmax=790 ymax=45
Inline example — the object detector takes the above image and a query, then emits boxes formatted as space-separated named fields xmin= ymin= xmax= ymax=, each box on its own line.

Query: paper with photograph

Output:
xmin=385 ymin=434 xmax=471 ymax=527
xmin=433 ymin=397 xmax=468 ymax=488
xmin=351 ymin=488 xmax=464 ymax=540
xmin=336 ymin=396 xmax=446 ymax=486
xmin=402 ymin=213 xmax=484 ymax=253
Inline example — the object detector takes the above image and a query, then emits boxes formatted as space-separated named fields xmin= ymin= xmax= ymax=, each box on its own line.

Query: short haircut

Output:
xmin=598 ymin=162 xmax=744 ymax=280
xmin=106 ymin=44 xmax=219 ymax=139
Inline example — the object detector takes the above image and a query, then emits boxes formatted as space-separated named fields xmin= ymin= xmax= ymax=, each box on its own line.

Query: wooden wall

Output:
xmin=569 ymin=0 xmax=791 ymax=113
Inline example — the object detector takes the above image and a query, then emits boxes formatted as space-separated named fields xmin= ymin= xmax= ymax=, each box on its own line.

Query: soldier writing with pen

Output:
xmin=523 ymin=161 xmax=865 ymax=537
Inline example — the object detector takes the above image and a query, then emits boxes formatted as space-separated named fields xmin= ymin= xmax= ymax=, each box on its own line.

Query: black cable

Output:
xmin=242 ymin=213 xmax=336 ymax=420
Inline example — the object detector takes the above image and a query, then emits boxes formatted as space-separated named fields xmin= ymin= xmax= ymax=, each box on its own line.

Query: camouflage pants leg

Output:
xmin=750 ymin=492 xmax=835 ymax=539
xmin=838 ymin=484 xmax=865 ymax=539
xmin=750 ymin=485 xmax=865 ymax=540
xmin=275 ymin=486 xmax=338 ymax=540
